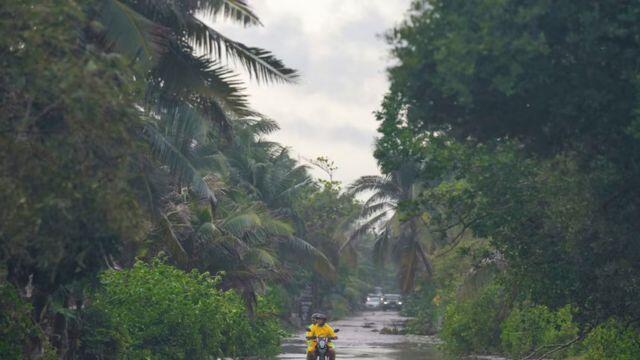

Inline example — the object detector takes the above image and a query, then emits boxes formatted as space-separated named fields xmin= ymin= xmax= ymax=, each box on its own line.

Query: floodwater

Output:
xmin=278 ymin=311 xmax=445 ymax=359
xmin=278 ymin=311 xmax=509 ymax=359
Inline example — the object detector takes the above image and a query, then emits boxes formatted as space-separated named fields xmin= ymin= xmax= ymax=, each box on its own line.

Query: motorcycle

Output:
xmin=306 ymin=328 xmax=340 ymax=360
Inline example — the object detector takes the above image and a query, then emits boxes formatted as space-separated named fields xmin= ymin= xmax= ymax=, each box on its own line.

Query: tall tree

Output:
xmin=377 ymin=0 xmax=640 ymax=330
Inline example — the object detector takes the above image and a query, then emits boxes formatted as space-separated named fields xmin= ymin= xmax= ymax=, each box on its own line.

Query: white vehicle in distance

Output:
xmin=365 ymin=295 xmax=383 ymax=310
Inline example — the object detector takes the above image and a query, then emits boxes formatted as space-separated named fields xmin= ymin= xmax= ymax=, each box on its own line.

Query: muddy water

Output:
xmin=278 ymin=311 xmax=445 ymax=359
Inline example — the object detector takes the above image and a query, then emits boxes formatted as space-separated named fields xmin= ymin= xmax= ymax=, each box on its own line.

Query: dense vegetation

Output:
xmin=0 ymin=1 xmax=376 ymax=358
xmin=352 ymin=0 xmax=640 ymax=358
xmin=5 ymin=0 xmax=640 ymax=359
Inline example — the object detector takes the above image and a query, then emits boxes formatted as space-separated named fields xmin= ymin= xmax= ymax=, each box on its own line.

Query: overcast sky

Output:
xmin=210 ymin=0 xmax=411 ymax=185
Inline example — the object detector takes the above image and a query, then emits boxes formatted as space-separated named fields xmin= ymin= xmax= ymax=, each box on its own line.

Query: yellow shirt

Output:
xmin=306 ymin=324 xmax=336 ymax=352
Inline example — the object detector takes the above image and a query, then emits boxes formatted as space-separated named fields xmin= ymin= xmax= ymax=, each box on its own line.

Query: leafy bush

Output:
xmin=87 ymin=260 xmax=283 ymax=359
xmin=0 ymin=283 xmax=33 ymax=359
xmin=501 ymin=305 xmax=579 ymax=358
xmin=402 ymin=282 xmax=439 ymax=335
xmin=0 ymin=283 xmax=56 ymax=360
xmin=440 ymin=283 xmax=504 ymax=354
xmin=583 ymin=320 xmax=640 ymax=360
xmin=77 ymin=304 xmax=124 ymax=360
xmin=220 ymin=291 xmax=285 ymax=357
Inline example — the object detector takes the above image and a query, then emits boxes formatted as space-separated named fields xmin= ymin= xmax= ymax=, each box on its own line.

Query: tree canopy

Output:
xmin=365 ymin=0 xmax=640 ymax=356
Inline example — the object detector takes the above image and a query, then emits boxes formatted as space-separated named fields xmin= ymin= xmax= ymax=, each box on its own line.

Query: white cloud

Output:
xmin=203 ymin=0 xmax=411 ymax=185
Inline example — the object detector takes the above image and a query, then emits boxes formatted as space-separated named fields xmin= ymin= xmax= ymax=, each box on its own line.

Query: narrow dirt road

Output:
xmin=278 ymin=311 xmax=445 ymax=359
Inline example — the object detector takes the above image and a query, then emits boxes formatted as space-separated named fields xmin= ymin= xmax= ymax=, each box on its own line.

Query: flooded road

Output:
xmin=278 ymin=311 xmax=446 ymax=359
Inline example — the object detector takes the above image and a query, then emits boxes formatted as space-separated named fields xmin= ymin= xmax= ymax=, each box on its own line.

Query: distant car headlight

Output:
xmin=398 ymin=301 xmax=403 ymax=305
xmin=384 ymin=301 xmax=389 ymax=304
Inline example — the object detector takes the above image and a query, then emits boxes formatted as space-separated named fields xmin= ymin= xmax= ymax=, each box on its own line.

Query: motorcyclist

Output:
xmin=306 ymin=313 xmax=337 ymax=360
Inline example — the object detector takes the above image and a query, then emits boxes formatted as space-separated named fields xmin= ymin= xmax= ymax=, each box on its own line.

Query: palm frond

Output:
xmin=194 ymin=221 xmax=219 ymax=241
xmin=372 ymin=227 xmax=391 ymax=266
xmin=260 ymin=216 xmax=294 ymax=237
xmin=151 ymin=46 xmax=256 ymax=120
xmin=186 ymin=16 xmax=298 ymax=83
xmin=144 ymin=122 xmax=218 ymax=211
xmin=361 ymin=201 xmax=394 ymax=219
xmin=340 ymin=210 xmax=390 ymax=251
xmin=157 ymin=103 xmax=210 ymax=153
xmin=197 ymin=0 xmax=262 ymax=26
xmin=392 ymin=230 xmax=432 ymax=292
xmin=220 ymin=212 xmax=261 ymax=238
xmin=339 ymin=243 xmax=358 ymax=268
xmin=364 ymin=191 xmax=396 ymax=209
xmin=101 ymin=0 xmax=167 ymax=68
xmin=247 ymin=248 xmax=278 ymax=268
xmin=246 ymin=116 xmax=281 ymax=135
xmin=348 ymin=175 xmax=399 ymax=197
xmin=396 ymin=244 xmax=419 ymax=294
xmin=281 ymin=236 xmax=336 ymax=279
xmin=158 ymin=212 xmax=189 ymax=265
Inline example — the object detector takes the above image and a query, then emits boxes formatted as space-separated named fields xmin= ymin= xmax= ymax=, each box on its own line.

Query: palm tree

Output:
xmin=142 ymin=114 xmax=335 ymax=309
xmin=93 ymin=0 xmax=301 ymax=266
xmin=346 ymin=163 xmax=433 ymax=293
xmin=95 ymin=0 xmax=297 ymax=212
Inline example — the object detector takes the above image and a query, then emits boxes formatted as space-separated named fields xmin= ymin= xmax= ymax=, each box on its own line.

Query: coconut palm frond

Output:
xmin=281 ymin=236 xmax=335 ymax=280
xmin=396 ymin=244 xmax=419 ymax=294
xmin=198 ymin=0 xmax=261 ymax=26
xmin=364 ymin=191 xmax=397 ymax=209
xmin=186 ymin=16 xmax=298 ymax=84
xmin=347 ymin=175 xmax=400 ymax=197
xmin=220 ymin=212 xmax=261 ymax=238
xmin=152 ymin=47 xmax=256 ymax=121
xmin=156 ymin=103 xmax=210 ymax=154
xmin=101 ymin=0 xmax=167 ymax=69
xmin=372 ymin=227 xmax=391 ymax=266
xmin=158 ymin=212 xmax=189 ymax=265
xmin=144 ymin=122 xmax=218 ymax=211
xmin=361 ymin=201 xmax=394 ymax=219
xmin=247 ymin=247 xmax=278 ymax=268
xmin=340 ymin=209 xmax=391 ymax=251
xmin=246 ymin=116 xmax=281 ymax=135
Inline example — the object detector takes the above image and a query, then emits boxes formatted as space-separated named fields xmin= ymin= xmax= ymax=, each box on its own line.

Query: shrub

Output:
xmin=440 ymin=283 xmax=504 ymax=354
xmin=87 ymin=260 xmax=283 ymax=359
xmin=402 ymin=283 xmax=439 ymax=335
xmin=77 ymin=304 xmax=125 ymax=360
xmin=583 ymin=319 xmax=640 ymax=360
xmin=501 ymin=305 xmax=579 ymax=359
xmin=0 ymin=283 xmax=34 ymax=359
xmin=0 ymin=283 xmax=56 ymax=360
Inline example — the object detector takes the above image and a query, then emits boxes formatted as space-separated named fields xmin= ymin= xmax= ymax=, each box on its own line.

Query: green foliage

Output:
xmin=77 ymin=304 xmax=125 ymax=360
xmin=0 ymin=283 xmax=57 ymax=360
xmin=501 ymin=305 xmax=579 ymax=359
xmin=1 ymin=7 xmax=147 ymax=357
xmin=374 ymin=0 xmax=640 ymax=354
xmin=387 ymin=0 xmax=640 ymax=153
xmin=0 ymin=284 xmax=33 ymax=359
xmin=90 ymin=260 xmax=283 ymax=359
xmin=583 ymin=320 xmax=640 ymax=360
xmin=1 ymin=0 xmax=351 ymax=357
xmin=402 ymin=282 xmax=438 ymax=335
xmin=440 ymin=283 xmax=504 ymax=354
